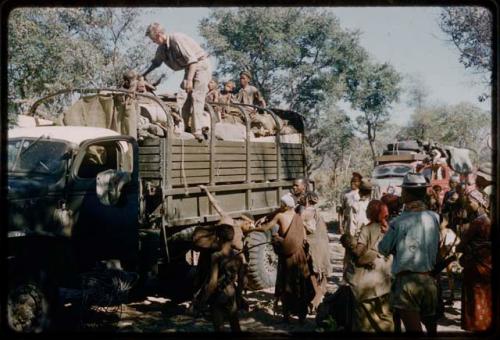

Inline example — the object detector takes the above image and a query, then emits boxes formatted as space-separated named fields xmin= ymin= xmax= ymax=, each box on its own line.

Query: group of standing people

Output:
xmin=338 ymin=163 xmax=493 ymax=334
xmin=192 ymin=178 xmax=331 ymax=331
xmin=253 ymin=178 xmax=331 ymax=323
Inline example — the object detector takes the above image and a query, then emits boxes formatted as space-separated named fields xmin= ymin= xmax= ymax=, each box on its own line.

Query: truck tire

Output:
xmin=246 ymin=231 xmax=278 ymax=290
xmin=7 ymin=270 xmax=55 ymax=333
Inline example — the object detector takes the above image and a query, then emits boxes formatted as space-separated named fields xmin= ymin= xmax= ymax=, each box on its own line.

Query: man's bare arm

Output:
xmin=253 ymin=213 xmax=280 ymax=233
xmin=199 ymin=185 xmax=225 ymax=217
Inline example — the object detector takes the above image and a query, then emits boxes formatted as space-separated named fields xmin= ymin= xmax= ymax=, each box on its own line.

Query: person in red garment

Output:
xmin=456 ymin=189 xmax=492 ymax=332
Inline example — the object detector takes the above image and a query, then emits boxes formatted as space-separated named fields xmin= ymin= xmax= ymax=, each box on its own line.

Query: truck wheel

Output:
xmin=246 ymin=231 xmax=278 ymax=290
xmin=7 ymin=271 xmax=54 ymax=333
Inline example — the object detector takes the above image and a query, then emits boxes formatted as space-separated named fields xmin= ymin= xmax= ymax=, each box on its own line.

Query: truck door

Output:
xmin=68 ymin=136 xmax=139 ymax=270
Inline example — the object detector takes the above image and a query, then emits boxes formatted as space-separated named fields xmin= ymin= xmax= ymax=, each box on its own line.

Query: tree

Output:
xmin=8 ymin=8 xmax=153 ymax=119
xmin=199 ymin=8 xmax=401 ymax=170
xmin=405 ymin=73 xmax=429 ymax=112
xmin=400 ymin=102 xmax=490 ymax=161
xmin=199 ymin=8 xmax=370 ymax=115
xmin=439 ymin=7 xmax=492 ymax=100
xmin=349 ymin=62 xmax=401 ymax=164
xmin=306 ymin=102 xmax=354 ymax=173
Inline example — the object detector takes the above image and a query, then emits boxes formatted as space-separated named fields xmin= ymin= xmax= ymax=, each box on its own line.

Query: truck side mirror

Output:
xmin=96 ymin=169 xmax=131 ymax=206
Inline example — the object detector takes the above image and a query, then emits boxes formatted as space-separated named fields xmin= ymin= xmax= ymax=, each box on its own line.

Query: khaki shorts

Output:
xmin=391 ymin=272 xmax=438 ymax=317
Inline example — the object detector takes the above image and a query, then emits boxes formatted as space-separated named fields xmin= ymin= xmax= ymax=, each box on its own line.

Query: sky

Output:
xmin=140 ymin=7 xmax=491 ymax=126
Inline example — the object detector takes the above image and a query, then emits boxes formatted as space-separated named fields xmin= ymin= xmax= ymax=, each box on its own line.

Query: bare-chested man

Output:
xmin=252 ymin=193 xmax=312 ymax=323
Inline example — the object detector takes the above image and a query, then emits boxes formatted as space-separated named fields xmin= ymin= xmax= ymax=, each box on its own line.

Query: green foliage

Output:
xmin=350 ymin=62 xmax=401 ymax=163
xmin=8 ymin=8 xmax=153 ymax=117
xmin=439 ymin=7 xmax=492 ymax=74
xmin=307 ymin=105 xmax=354 ymax=172
xmin=399 ymin=102 xmax=491 ymax=162
xmin=439 ymin=7 xmax=492 ymax=101
xmin=199 ymin=7 xmax=369 ymax=115
xmin=199 ymin=7 xmax=402 ymax=172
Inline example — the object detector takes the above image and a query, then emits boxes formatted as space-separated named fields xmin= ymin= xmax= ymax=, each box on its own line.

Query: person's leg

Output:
xmin=309 ymin=274 xmax=323 ymax=312
xmin=191 ymin=61 xmax=211 ymax=137
xmin=422 ymin=315 xmax=437 ymax=335
xmin=211 ymin=304 xmax=226 ymax=332
xmin=228 ymin=299 xmax=241 ymax=332
xmin=393 ymin=309 xmax=402 ymax=332
xmin=229 ymin=312 xmax=241 ymax=332
xmin=446 ymin=265 xmax=455 ymax=303
xmin=398 ymin=309 xmax=423 ymax=333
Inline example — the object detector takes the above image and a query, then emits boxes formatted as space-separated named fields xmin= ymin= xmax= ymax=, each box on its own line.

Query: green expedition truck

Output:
xmin=6 ymin=88 xmax=308 ymax=332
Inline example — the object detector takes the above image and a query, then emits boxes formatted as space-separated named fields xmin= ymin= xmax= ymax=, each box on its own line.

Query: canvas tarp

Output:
xmin=63 ymin=94 xmax=138 ymax=139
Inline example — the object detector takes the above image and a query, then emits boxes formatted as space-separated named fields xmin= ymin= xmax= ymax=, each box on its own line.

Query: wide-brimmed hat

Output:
xmin=400 ymin=172 xmax=430 ymax=188
xmin=476 ymin=162 xmax=494 ymax=182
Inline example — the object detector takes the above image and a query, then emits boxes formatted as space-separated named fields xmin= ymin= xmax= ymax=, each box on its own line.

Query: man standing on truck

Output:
xmin=143 ymin=23 xmax=211 ymax=141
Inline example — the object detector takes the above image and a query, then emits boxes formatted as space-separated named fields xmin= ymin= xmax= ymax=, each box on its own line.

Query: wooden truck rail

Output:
xmin=26 ymin=88 xmax=307 ymax=229
xmin=139 ymin=101 xmax=306 ymax=228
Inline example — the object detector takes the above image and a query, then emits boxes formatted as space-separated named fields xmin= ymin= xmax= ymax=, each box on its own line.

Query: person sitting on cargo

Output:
xmin=236 ymin=71 xmax=266 ymax=108
xmin=206 ymin=78 xmax=222 ymax=121
xmin=219 ymin=81 xmax=244 ymax=125
xmin=136 ymin=75 xmax=156 ymax=93
xmin=206 ymin=78 xmax=220 ymax=103
xmin=121 ymin=70 xmax=139 ymax=91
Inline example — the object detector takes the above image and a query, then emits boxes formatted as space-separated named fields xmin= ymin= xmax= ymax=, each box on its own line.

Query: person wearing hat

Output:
xmin=475 ymin=162 xmax=494 ymax=197
xmin=378 ymin=172 xmax=440 ymax=334
xmin=236 ymin=70 xmax=267 ymax=108
xmin=143 ymin=22 xmax=211 ymax=141
xmin=456 ymin=189 xmax=492 ymax=332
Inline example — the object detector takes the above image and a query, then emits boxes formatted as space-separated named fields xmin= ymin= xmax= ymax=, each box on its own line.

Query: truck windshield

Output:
xmin=373 ymin=164 xmax=413 ymax=178
xmin=8 ymin=139 xmax=69 ymax=175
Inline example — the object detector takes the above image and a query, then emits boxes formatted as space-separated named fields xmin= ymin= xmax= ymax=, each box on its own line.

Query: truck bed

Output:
xmin=138 ymin=137 xmax=306 ymax=227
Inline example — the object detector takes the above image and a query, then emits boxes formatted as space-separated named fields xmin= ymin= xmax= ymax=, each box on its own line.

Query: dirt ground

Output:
xmin=58 ymin=208 xmax=466 ymax=334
